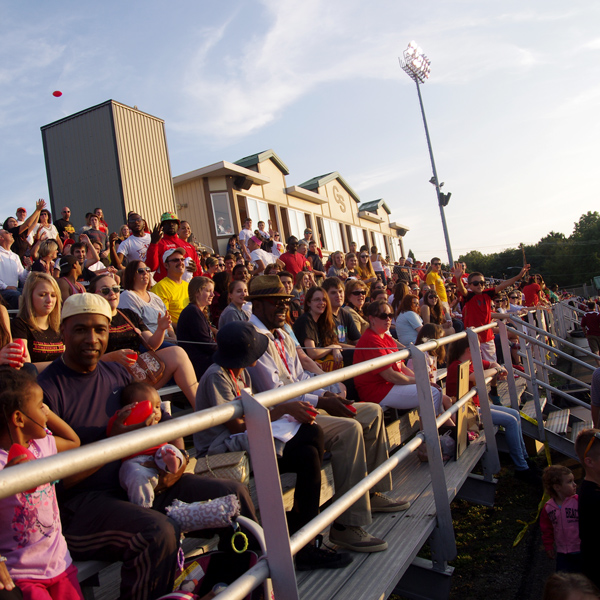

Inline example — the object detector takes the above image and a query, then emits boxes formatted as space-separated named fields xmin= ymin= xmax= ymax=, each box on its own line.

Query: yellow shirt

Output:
xmin=425 ymin=271 xmax=448 ymax=303
xmin=151 ymin=277 xmax=189 ymax=324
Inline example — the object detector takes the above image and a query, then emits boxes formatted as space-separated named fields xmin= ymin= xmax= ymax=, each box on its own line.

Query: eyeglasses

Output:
xmin=471 ymin=281 xmax=485 ymax=287
xmin=168 ymin=258 xmax=185 ymax=264
xmin=584 ymin=432 xmax=600 ymax=461
xmin=99 ymin=286 xmax=120 ymax=296
xmin=128 ymin=216 xmax=143 ymax=223
xmin=376 ymin=312 xmax=393 ymax=321
xmin=136 ymin=267 xmax=151 ymax=274
xmin=351 ymin=290 xmax=366 ymax=296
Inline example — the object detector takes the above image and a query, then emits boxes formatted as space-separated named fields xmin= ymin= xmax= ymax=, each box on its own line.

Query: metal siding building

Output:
xmin=41 ymin=100 xmax=176 ymax=233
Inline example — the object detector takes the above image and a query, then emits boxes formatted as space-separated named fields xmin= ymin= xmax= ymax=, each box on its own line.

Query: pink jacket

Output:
xmin=540 ymin=495 xmax=580 ymax=554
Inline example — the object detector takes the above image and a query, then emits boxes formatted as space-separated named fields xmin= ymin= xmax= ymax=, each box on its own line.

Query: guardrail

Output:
xmin=0 ymin=323 xmax=503 ymax=600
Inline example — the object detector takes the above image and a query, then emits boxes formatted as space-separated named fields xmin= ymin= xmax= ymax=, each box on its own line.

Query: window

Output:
xmin=287 ymin=208 xmax=307 ymax=240
xmin=246 ymin=196 xmax=270 ymax=227
xmin=349 ymin=226 xmax=366 ymax=248
xmin=321 ymin=218 xmax=344 ymax=252
xmin=372 ymin=232 xmax=386 ymax=256
xmin=388 ymin=236 xmax=401 ymax=262
xmin=211 ymin=193 xmax=234 ymax=236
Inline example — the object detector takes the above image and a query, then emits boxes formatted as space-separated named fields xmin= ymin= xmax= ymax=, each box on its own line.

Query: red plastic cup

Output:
xmin=126 ymin=352 xmax=138 ymax=362
xmin=346 ymin=404 xmax=357 ymax=414
xmin=306 ymin=408 xmax=318 ymax=419
xmin=14 ymin=339 xmax=27 ymax=357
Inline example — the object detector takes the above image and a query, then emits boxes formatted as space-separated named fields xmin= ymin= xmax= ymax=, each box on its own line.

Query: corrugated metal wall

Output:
xmin=42 ymin=100 xmax=176 ymax=234
xmin=42 ymin=102 xmax=124 ymax=233
xmin=173 ymin=178 xmax=213 ymax=247
xmin=111 ymin=103 xmax=176 ymax=230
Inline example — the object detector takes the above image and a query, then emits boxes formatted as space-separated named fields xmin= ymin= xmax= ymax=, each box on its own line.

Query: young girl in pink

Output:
xmin=0 ymin=368 xmax=82 ymax=599
xmin=540 ymin=465 xmax=581 ymax=573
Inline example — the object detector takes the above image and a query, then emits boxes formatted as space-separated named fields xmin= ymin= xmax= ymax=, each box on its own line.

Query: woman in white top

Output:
xmin=395 ymin=294 xmax=423 ymax=346
xmin=27 ymin=209 xmax=62 ymax=251
xmin=370 ymin=245 xmax=385 ymax=283
xmin=118 ymin=260 xmax=177 ymax=341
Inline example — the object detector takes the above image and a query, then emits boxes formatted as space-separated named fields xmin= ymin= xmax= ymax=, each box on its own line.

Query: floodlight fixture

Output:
xmin=400 ymin=41 xmax=432 ymax=83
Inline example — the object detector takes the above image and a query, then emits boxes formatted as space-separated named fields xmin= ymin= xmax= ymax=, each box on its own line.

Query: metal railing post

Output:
xmin=241 ymin=390 xmax=298 ymax=600
xmin=497 ymin=321 xmax=519 ymax=411
xmin=466 ymin=330 xmax=501 ymax=475
xmin=410 ymin=346 xmax=456 ymax=567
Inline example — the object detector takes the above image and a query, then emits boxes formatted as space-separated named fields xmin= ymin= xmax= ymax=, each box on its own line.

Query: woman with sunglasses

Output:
xmin=356 ymin=249 xmax=377 ymax=290
xmin=420 ymin=290 xmax=455 ymax=337
xmin=293 ymin=287 xmax=343 ymax=370
xmin=119 ymin=260 xmax=177 ymax=341
xmin=344 ymin=279 xmax=369 ymax=335
xmin=26 ymin=208 xmax=63 ymax=252
xmin=89 ymin=274 xmax=199 ymax=406
xmin=353 ymin=299 xmax=444 ymax=413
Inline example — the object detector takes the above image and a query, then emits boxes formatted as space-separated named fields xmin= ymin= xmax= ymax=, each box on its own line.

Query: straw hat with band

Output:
xmin=213 ymin=321 xmax=269 ymax=369
xmin=246 ymin=275 xmax=294 ymax=301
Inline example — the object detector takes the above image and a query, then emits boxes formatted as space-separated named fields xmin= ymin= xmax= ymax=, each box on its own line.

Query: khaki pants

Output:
xmin=315 ymin=403 xmax=391 ymax=527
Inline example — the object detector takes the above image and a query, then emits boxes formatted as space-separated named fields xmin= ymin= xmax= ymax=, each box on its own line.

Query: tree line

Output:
xmin=454 ymin=212 xmax=600 ymax=288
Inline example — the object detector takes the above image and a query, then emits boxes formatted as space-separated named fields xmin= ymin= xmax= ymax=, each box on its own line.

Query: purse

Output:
xmin=117 ymin=310 xmax=166 ymax=385
xmin=194 ymin=452 xmax=249 ymax=485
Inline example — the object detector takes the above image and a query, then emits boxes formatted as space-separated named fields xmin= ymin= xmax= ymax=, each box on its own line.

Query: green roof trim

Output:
xmin=358 ymin=199 xmax=391 ymax=215
xmin=298 ymin=172 xmax=360 ymax=203
xmin=234 ymin=149 xmax=289 ymax=175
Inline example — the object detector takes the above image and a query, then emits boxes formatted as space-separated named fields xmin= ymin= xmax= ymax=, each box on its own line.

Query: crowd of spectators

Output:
xmin=1 ymin=200 xmax=599 ymax=599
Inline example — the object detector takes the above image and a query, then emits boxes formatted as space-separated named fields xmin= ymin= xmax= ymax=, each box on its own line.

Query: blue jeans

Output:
xmin=0 ymin=288 xmax=21 ymax=310
xmin=489 ymin=405 xmax=529 ymax=470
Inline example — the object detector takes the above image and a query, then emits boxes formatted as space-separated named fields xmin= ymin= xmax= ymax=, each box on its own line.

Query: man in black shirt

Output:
xmin=3 ymin=199 xmax=46 ymax=260
xmin=54 ymin=206 xmax=76 ymax=241
xmin=38 ymin=293 xmax=257 ymax=600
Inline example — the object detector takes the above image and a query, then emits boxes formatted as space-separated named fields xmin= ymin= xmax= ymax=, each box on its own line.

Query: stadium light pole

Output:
xmin=399 ymin=41 xmax=454 ymax=266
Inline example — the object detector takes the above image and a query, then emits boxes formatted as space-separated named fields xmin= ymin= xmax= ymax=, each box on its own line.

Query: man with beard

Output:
xmin=110 ymin=212 xmax=152 ymax=269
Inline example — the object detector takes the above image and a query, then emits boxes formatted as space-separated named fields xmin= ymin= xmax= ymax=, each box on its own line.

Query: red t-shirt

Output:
xmin=522 ymin=283 xmax=541 ymax=307
xmin=353 ymin=328 xmax=402 ymax=404
xmin=145 ymin=235 xmax=201 ymax=282
xmin=582 ymin=312 xmax=600 ymax=337
xmin=279 ymin=252 xmax=312 ymax=279
xmin=462 ymin=288 xmax=496 ymax=343
xmin=445 ymin=359 xmax=491 ymax=406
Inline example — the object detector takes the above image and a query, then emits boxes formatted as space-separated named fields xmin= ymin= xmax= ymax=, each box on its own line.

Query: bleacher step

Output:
xmin=570 ymin=419 xmax=594 ymax=441
xmin=521 ymin=398 xmax=547 ymax=420
xmin=545 ymin=409 xmax=570 ymax=434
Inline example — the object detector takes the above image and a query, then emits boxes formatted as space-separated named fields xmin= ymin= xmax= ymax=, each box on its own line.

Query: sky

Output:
xmin=1 ymin=0 xmax=599 ymax=263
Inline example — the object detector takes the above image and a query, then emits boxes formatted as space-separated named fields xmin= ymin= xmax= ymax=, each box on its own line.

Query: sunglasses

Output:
xmin=376 ymin=312 xmax=393 ymax=321
xmin=509 ymin=296 xmax=518 ymax=300
xmin=136 ymin=267 xmax=151 ymax=274
xmin=168 ymin=258 xmax=186 ymax=264
xmin=432 ymin=262 xmax=441 ymax=266
xmin=584 ymin=432 xmax=600 ymax=460
xmin=360 ymin=255 xmax=369 ymax=259
xmin=263 ymin=297 xmax=291 ymax=306
xmin=471 ymin=281 xmax=485 ymax=287
xmin=99 ymin=286 xmax=120 ymax=296
xmin=351 ymin=290 xmax=366 ymax=296
xmin=428 ymin=294 xmax=438 ymax=299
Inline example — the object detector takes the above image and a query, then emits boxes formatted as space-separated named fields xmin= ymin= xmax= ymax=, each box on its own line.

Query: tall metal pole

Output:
xmin=414 ymin=80 xmax=454 ymax=266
